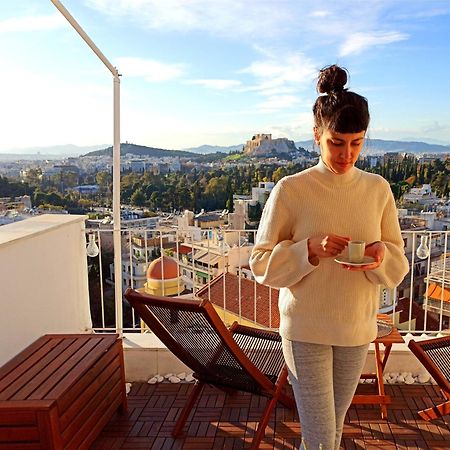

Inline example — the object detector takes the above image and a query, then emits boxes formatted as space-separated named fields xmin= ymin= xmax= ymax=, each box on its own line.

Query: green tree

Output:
xmin=130 ymin=188 xmax=146 ymax=207
xmin=431 ymin=171 xmax=449 ymax=198
xmin=248 ymin=202 xmax=262 ymax=221
xmin=25 ymin=168 xmax=43 ymax=187
xmin=272 ymin=167 xmax=287 ymax=183
xmin=149 ymin=191 xmax=160 ymax=210
xmin=95 ymin=171 xmax=112 ymax=190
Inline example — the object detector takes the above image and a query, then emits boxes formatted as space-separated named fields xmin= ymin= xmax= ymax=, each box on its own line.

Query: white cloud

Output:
xmin=309 ymin=10 xmax=330 ymax=18
xmin=0 ymin=14 xmax=65 ymax=33
xmin=239 ymin=53 xmax=316 ymax=111
xmin=116 ymin=57 xmax=185 ymax=82
xmin=84 ymin=0 xmax=436 ymax=60
xmin=242 ymin=54 xmax=316 ymax=86
xmin=269 ymin=112 xmax=314 ymax=141
xmin=186 ymin=79 xmax=242 ymax=90
xmin=85 ymin=0 xmax=294 ymax=38
xmin=394 ymin=7 xmax=450 ymax=20
xmin=257 ymin=95 xmax=301 ymax=113
xmin=339 ymin=31 xmax=408 ymax=56
xmin=422 ymin=121 xmax=450 ymax=134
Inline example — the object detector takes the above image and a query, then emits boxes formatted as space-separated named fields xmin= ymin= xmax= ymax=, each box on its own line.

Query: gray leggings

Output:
xmin=282 ymin=339 xmax=369 ymax=450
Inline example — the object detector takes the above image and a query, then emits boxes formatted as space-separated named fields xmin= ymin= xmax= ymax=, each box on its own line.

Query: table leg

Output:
xmin=381 ymin=344 xmax=392 ymax=372
xmin=374 ymin=342 xmax=392 ymax=419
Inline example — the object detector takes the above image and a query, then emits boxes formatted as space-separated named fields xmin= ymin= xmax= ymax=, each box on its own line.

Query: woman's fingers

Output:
xmin=325 ymin=235 xmax=350 ymax=254
xmin=330 ymin=234 xmax=352 ymax=245
xmin=310 ymin=234 xmax=351 ymax=259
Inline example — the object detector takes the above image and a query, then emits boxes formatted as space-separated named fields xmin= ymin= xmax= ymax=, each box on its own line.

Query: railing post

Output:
xmin=113 ymin=74 xmax=123 ymax=336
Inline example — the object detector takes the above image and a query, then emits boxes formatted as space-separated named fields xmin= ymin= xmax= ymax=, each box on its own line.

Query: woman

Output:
xmin=250 ymin=65 xmax=409 ymax=450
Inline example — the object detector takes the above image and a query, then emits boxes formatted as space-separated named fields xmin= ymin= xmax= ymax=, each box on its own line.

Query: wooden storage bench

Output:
xmin=0 ymin=334 xmax=127 ymax=449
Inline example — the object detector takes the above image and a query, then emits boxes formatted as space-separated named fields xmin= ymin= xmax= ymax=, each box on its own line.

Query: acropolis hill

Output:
xmin=243 ymin=134 xmax=297 ymax=156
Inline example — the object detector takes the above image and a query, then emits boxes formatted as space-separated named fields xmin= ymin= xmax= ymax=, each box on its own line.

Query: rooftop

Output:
xmin=196 ymin=272 xmax=279 ymax=329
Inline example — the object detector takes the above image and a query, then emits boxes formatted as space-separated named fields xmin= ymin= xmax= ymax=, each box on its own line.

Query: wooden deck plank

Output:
xmin=92 ymin=382 xmax=450 ymax=449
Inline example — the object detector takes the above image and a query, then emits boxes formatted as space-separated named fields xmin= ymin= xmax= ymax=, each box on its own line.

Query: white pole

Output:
xmin=113 ymin=74 xmax=123 ymax=335
xmin=50 ymin=0 xmax=123 ymax=335
xmin=50 ymin=0 xmax=117 ymax=76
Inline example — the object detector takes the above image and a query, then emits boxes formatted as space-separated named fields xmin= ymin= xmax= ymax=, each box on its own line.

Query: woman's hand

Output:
xmin=308 ymin=234 xmax=351 ymax=264
xmin=344 ymin=241 xmax=385 ymax=271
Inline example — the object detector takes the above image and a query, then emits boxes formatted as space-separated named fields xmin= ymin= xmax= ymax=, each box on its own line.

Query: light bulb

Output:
xmin=416 ymin=235 xmax=430 ymax=260
xmin=86 ymin=233 xmax=99 ymax=258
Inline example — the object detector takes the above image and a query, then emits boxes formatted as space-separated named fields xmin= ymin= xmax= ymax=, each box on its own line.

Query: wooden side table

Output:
xmin=352 ymin=314 xmax=404 ymax=419
xmin=0 ymin=334 xmax=127 ymax=449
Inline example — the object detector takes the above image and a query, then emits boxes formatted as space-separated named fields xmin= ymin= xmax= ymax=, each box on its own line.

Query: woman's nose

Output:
xmin=340 ymin=144 xmax=352 ymax=159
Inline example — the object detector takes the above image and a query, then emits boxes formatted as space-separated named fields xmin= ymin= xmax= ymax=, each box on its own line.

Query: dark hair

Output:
xmin=313 ymin=65 xmax=370 ymax=134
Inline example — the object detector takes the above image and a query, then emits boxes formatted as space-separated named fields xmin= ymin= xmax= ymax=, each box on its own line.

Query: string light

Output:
xmin=416 ymin=235 xmax=430 ymax=260
xmin=86 ymin=233 xmax=99 ymax=258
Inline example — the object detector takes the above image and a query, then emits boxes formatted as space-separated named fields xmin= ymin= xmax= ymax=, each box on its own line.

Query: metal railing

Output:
xmin=85 ymin=225 xmax=450 ymax=336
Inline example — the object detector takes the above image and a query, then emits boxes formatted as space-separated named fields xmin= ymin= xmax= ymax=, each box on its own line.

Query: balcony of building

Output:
xmin=1 ymin=215 xmax=449 ymax=449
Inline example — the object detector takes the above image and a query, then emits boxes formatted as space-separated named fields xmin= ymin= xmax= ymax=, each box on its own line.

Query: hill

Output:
xmin=295 ymin=138 xmax=449 ymax=154
xmin=83 ymin=143 xmax=198 ymax=158
xmin=182 ymin=144 xmax=243 ymax=154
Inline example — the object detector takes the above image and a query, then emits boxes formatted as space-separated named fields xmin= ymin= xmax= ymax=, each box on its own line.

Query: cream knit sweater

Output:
xmin=250 ymin=159 xmax=409 ymax=346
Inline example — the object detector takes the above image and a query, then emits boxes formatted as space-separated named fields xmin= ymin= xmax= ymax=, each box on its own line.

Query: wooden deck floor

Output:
xmin=93 ymin=382 xmax=450 ymax=449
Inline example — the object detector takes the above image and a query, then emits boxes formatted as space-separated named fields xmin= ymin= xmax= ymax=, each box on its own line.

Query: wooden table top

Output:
xmin=375 ymin=314 xmax=404 ymax=344
xmin=0 ymin=334 xmax=119 ymax=402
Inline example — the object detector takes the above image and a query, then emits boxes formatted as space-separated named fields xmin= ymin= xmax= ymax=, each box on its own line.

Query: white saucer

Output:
xmin=334 ymin=255 xmax=375 ymax=266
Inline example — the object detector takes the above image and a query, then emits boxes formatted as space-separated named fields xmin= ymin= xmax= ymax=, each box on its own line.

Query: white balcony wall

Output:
xmin=0 ymin=215 xmax=92 ymax=366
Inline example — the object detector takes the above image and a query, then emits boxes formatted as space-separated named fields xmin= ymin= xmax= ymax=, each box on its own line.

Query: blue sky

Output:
xmin=1 ymin=0 xmax=450 ymax=152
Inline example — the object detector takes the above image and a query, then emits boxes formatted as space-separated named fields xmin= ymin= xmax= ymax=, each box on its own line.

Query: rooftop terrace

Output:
xmin=1 ymin=215 xmax=450 ymax=449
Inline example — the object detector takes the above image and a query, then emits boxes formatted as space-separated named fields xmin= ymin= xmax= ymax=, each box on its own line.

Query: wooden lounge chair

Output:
xmin=408 ymin=335 xmax=450 ymax=420
xmin=124 ymin=288 xmax=295 ymax=449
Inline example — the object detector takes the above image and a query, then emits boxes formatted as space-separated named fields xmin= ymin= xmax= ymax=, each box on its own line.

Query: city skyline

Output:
xmin=1 ymin=0 xmax=450 ymax=153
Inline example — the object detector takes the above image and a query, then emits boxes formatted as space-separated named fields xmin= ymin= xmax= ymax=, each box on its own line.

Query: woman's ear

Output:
xmin=313 ymin=127 xmax=320 ymax=145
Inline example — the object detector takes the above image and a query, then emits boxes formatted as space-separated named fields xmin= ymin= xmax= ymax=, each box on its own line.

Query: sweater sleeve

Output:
xmin=250 ymin=179 xmax=318 ymax=288
xmin=365 ymin=182 xmax=409 ymax=288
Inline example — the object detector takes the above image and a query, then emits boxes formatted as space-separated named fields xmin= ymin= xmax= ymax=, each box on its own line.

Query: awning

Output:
xmin=197 ymin=253 xmax=221 ymax=266
xmin=193 ymin=249 xmax=208 ymax=260
xmin=425 ymin=283 xmax=450 ymax=302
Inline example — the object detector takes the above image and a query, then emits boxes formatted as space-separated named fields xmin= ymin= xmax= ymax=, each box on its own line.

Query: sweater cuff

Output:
xmin=288 ymin=238 xmax=319 ymax=280
xmin=365 ymin=258 xmax=386 ymax=285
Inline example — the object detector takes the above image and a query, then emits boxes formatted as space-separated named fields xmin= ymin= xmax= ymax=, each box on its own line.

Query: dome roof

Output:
xmin=146 ymin=256 xmax=179 ymax=280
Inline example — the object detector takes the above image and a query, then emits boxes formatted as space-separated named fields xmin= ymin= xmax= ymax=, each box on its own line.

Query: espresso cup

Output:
xmin=348 ymin=240 xmax=365 ymax=263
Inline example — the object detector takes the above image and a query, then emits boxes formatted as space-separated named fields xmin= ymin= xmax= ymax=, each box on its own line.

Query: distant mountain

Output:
xmin=83 ymin=143 xmax=198 ymax=158
xmin=294 ymin=140 xmax=315 ymax=151
xmin=295 ymin=138 xmax=449 ymax=154
xmin=0 ymin=144 xmax=108 ymax=157
xmin=182 ymin=144 xmax=243 ymax=154
xmin=401 ymin=137 xmax=450 ymax=146
xmin=0 ymin=153 xmax=69 ymax=161
xmin=2 ymin=138 xmax=448 ymax=161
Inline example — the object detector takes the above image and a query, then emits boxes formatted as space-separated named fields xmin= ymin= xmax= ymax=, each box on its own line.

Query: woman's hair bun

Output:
xmin=317 ymin=65 xmax=348 ymax=94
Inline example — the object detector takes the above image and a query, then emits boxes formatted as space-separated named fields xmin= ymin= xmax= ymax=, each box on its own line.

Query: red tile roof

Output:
xmin=195 ymin=272 xmax=279 ymax=328
xmin=177 ymin=244 xmax=192 ymax=255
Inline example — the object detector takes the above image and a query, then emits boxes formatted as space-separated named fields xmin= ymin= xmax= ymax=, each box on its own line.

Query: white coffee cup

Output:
xmin=348 ymin=240 xmax=365 ymax=263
